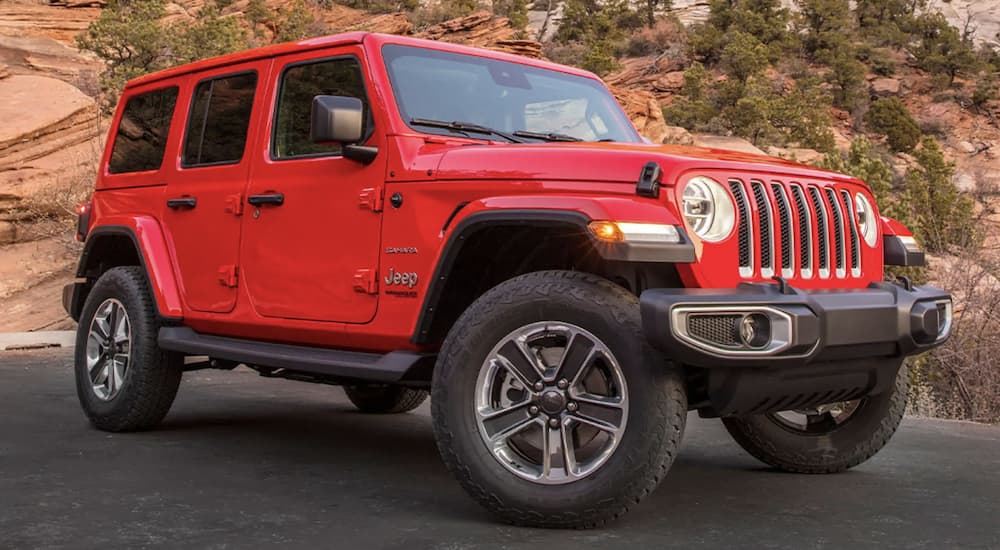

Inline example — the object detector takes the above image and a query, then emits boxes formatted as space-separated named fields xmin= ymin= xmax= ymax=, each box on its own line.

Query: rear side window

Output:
xmin=108 ymin=87 xmax=179 ymax=174
xmin=183 ymin=72 xmax=258 ymax=167
xmin=272 ymin=57 xmax=372 ymax=159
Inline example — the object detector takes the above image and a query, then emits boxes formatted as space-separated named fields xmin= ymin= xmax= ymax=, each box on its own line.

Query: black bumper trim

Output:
xmin=640 ymin=281 xmax=951 ymax=368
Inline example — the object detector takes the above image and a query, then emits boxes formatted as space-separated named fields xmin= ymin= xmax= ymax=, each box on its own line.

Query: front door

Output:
xmin=240 ymin=47 xmax=384 ymax=323
xmin=162 ymin=62 xmax=267 ymax=313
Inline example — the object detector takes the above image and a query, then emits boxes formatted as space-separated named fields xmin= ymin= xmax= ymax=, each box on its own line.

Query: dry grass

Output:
xmin=909 ymin=253 xmax=1000 ymax=423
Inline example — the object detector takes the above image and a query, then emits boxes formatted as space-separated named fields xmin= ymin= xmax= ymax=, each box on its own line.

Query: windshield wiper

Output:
xmin=512 ymin=130 xmax=582 ymax=142
xmin=410 ymin=118 xmax=524 ymax=143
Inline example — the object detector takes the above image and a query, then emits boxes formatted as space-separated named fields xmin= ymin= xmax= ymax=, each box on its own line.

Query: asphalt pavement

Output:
xmin=1 ymin=348 xmax=998 ymax=549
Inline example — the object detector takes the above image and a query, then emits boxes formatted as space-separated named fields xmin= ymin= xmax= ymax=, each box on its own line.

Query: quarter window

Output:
xmin=273 ymin=57 xmax=371 ymax=159
xmin=108 ymin=87 xmax=179 ymax=174
xmin=183 ymin=72 xmax=257 ymax=167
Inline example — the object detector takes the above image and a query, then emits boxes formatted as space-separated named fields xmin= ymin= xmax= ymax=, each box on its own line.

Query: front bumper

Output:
xmin=640 ymin=281 xmax=952 ymax=416
xmin=641 ymin=281 xmax=951 ymax=368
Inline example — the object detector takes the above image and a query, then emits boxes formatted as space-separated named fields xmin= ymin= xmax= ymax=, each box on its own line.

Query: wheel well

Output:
xmin=79 ymin=233 xmax=142 ymax=279
xmin=416 ymin=223 xmax=683 ymax=346
xmin=69 ymin=232 xmax=145 ymax=318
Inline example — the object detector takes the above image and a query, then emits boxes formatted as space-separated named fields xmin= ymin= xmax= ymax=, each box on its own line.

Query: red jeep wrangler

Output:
xmin=65 ymin=32 xmax=952 ymax=528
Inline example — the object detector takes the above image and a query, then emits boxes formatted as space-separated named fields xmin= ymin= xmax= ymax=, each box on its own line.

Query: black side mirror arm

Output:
xmin=343 ymin=145 xmax=379 ymax=165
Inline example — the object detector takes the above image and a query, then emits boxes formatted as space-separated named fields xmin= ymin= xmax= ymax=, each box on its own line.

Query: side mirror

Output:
xmin=310 ymin=95 xmax=364 ymax=144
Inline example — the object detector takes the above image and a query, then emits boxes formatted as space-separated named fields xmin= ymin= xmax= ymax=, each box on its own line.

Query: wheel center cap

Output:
xmin=538 ymin=390 xmax=566 ymax=415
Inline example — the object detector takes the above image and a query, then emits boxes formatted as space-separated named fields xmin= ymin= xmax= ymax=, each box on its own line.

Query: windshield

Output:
xmin=381 ymin=45 xmax=641 ymax=143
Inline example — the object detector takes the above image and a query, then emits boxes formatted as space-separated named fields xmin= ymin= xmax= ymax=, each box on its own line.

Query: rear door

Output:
xmin=240 ymin=46 xmax=385 ymax=323
xmin=161 ymin=61 xmax=269 ymax=313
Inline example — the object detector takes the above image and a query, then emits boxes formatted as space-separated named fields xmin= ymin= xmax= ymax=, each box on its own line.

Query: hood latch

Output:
xmin=636 ymin=161 xmax=662 ymax=198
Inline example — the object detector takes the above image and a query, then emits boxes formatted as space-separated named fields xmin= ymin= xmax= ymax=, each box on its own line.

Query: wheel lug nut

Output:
xmin=529 ymin=405 xmax=540 ymax=415
xmin=548 ymin=417 xmax=560 ymax=429
xmin=533 ymin=381 xmax=544 ymax=391
xmin=557 ymin=379 xmax=568 ymax=389
xmin=567 ymin=402 xmax=578 ymax=412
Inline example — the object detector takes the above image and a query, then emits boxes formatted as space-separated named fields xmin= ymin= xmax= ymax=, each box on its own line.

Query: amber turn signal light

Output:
xmin=588 ymin=221 xmax=625 ymax=242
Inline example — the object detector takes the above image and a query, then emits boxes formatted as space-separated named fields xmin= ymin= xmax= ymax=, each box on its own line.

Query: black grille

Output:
xmin=751 ymin=182 xmax=772 ymax=273
xmin=729 ymin=179 xmax=861 ymax=280
xmin=825 ymin=188 xmax=845 ymax=270
xmin=730 ymin=180 xmax=752 ymax=270
xmin=772 ymin=183 xmax=793 ymax=274
xmin=688 ymin=314 xmax=741 ymax=347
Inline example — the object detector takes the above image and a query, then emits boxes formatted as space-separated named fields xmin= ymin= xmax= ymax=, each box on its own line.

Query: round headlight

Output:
xmin=681 ymin=176 xmax=735 ymax=242
xmin=854 ymin=193 xmax=878 ymax=247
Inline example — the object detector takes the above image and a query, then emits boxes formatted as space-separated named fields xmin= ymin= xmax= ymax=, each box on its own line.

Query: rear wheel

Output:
xmin=74 ymin=267 xmax=182 ymax=432
xmin=432 ymin=271 xmax=687 ymax=528
xmin=343 ymin=384 xmax=428 ymax=413
xmin=722 ymin=365 xmax=908 ymax=474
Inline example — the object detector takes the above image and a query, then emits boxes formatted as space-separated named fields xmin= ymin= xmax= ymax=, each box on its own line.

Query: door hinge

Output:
xmin=358 ymin=187 xmax=383 ymax=212
xmin=218 ymin=265 xmax=239 ymax=288
xmin=225 ymin=194 xmax=244 ymax=216
xmin=353 ymin=268 xmax=378 ymax=294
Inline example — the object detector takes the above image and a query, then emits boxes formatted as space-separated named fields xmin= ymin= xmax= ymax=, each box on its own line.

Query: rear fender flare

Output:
xmin=75 ymin=218 xmax=183 ymax=320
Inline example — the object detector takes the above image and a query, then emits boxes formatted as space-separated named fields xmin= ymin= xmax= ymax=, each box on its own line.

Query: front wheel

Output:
xmin=722 ymin=365 xmax=908 ymax=474
xmin=431 ymin=271 xmax=687 ymax=528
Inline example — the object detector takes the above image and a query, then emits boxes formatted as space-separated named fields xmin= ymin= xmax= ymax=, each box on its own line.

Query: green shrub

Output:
xmin=901 ymin=138 xmax=979 ymax=252
xmin=865 ymin=98 xmax=921 ymax=153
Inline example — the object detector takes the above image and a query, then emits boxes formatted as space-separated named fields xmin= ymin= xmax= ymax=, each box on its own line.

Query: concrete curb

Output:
xmin=0 ymin=331 xmax=75 ymax=351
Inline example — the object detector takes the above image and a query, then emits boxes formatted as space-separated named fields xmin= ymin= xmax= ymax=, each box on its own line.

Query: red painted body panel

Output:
xmin=85 ymin=32 xmax=899 ymax=354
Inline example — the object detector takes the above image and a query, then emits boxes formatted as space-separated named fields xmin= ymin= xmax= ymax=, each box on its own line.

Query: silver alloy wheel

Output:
xmin=85 ymin=298 xmax=132 ymax=401
xmin=474 ymin=322 xmax=628 ymax=485
xmin=769 ymin=400 xmax=862 ymax=434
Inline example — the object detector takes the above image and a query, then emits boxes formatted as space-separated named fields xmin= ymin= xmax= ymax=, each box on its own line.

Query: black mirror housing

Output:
xmin=310 ymin=95 xmax=364 ymax=144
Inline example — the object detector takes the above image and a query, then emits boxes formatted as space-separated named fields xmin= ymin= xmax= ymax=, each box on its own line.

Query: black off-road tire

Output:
xmin=74 ymin=266 xmax=182 ymax=432
xmin=722 ymin=365 xmax=909 ymax=474
xmin=343 ymin=384 xmax=428 ymax=413
xmin=431 ymin=270 xmax=687 ymax=529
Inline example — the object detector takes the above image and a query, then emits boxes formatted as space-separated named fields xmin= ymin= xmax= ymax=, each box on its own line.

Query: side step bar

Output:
xmin=158 ymin=327 xmax=435 ymax=384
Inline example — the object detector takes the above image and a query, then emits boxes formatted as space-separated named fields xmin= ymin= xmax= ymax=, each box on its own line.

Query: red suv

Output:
xmin=65 ymin=32 xmax=951 ymax=528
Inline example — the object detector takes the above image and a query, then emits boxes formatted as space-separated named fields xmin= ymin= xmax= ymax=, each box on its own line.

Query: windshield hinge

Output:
xmin=353 ymin=268 xmax=378 ymax=294
xmin=359 ymin=187 xmax=383 ymax=212
xmin=636 ymin=161 xmax=662 ymax=199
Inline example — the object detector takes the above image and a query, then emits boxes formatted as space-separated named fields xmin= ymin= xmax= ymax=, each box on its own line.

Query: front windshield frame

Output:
xmin=380 ymin=44 xmax=641 ymax=144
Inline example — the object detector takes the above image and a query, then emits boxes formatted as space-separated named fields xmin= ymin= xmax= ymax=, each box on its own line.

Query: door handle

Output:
xmin=247 ymin=193 xmax=284 ymax=206
xmin=166 ymin=197 xmax=197 ymax=209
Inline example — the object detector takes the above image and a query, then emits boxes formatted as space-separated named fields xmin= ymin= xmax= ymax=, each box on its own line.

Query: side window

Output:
xmin=183 ymin=72 xmax=257 ymax=167
xmin=108 ymin=87 xmax=179 ymax=174
xmin=273 ymin=57 xmax=371 ymax=159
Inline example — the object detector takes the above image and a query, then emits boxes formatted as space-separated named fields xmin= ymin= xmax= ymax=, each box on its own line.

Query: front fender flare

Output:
xmin=412 ymin=196 xmax=695 ymax=344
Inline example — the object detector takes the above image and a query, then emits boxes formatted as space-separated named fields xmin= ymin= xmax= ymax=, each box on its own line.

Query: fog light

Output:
xmin=740 ymin=313 xmax=771 ymax=349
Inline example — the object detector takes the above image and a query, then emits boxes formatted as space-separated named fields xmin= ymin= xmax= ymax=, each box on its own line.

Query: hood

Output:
xmin=431 ymin=141 xmax=860 ymax=187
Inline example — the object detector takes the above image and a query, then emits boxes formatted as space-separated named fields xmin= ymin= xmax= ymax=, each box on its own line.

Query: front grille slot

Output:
xmin=791 ymin=185 xmax=813 ymax=278
xmin=825 ymin=187 xmax=847 ymax=277
xmin=728 ymin=178 xmax=862 ymax=281
xmin=688 ymin=314 xmax=741 ymax=348
xmin=750 ymin=181 xmax=774 ymax=277
xmin=730 ymin=180 xmax=753 ymax=277
xmin=771 ymin=183 xmax=794 ymax=278
xmin=808 ymin=187 xmax=831 ymax=277
xmin=840 ymin=190 xmax=861 ymax=276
